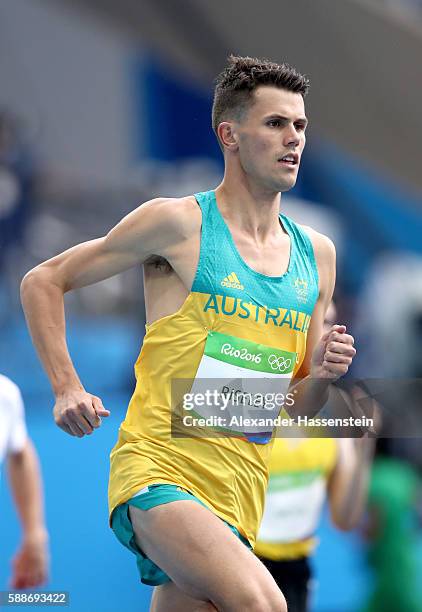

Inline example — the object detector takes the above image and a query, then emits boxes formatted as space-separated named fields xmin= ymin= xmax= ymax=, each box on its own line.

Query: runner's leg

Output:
xmin=129 ymin=500 xmax=287 ymax=612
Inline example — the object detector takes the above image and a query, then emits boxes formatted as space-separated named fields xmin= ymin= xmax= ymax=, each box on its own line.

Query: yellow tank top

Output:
xmin=254 ymin=437 xmax=337 ymax=559
xmin=108 ymin=190 xmax=319 ymax=546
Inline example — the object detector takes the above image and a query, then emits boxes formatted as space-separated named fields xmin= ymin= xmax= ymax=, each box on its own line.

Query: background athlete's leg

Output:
xmin=150 ymin=582 xmax=217 ymax=611
xmin=129 ymin=500 xmax=287 ymax=612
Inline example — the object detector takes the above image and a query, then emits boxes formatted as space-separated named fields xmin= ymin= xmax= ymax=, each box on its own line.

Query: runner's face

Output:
xmin=235 ymin=86 xmax=307 ymax=192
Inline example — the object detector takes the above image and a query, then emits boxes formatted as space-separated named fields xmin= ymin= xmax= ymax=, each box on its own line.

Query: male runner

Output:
xmin=21 ymin=56 xmax=356 ymax=611
xmin=0 ymin=374 xmax=49 ymax=589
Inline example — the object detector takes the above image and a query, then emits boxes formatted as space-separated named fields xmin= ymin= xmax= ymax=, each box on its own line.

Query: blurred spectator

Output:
xmin=361 ymin=438 xmax=422 ymax=612
xmin=0 ymin=109 xmax=36 ymax=321
xmin=0 ymin=108 xmax=34 ymax=258
xmin=0 ymin=374 xmax=49 ymax=589
xmin=354 ymin=253 xmax=422 ymax=379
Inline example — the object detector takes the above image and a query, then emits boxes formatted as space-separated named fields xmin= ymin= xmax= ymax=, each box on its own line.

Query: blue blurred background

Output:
xmin=1 ymin=0 xmax=422 ymax=610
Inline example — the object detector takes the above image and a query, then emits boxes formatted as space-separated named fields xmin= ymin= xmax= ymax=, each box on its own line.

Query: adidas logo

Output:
xmin=221 ymin=272 xmax=244 ymax=290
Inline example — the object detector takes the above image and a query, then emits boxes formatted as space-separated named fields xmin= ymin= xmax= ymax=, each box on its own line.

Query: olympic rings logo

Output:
xmin=268 ymin=354 xmax=292 ymax=372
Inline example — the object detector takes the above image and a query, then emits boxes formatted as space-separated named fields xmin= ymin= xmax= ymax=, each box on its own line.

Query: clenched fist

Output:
xmin=311 ymin=324 xmax=356 ymax=380
xmin=53 ymin=390 xmax=110 ymax=437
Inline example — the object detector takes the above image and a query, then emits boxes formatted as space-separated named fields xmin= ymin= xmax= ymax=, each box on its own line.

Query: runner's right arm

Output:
xmin=328 ymin=436 xmax=375 ymax=530
xmin=20 ymin=197 xmax=193 ymax=437
xmin=8 ymin=439 xmax=49 ymax=588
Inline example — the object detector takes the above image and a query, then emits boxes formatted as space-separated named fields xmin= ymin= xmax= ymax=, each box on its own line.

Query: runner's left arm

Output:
xmin=287 ymin=231 xmax=356 ymax=418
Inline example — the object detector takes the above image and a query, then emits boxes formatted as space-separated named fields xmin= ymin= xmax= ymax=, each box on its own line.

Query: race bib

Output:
xmin=258 ymin=471 xmax=326 ymax=541
xmin=181 ymin=331 xmax=297 ymax=443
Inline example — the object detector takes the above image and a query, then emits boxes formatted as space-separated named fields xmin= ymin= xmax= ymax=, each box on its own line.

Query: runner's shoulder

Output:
xmin=138 ymin=195 xmax=201 ymax=237
xmin=297 ymin=224 xmax=336 ymax=266
xmin=106 ymin=196 xmax=200 ymax=258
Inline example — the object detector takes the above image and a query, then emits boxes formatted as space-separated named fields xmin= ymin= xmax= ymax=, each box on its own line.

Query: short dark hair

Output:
xmin=212 ymin=55 xmax=309 ymax=146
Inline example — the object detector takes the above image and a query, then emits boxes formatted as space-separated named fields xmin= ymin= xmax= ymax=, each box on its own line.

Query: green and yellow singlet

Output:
xmin=108 ymin=190 xmax=319 ymax=546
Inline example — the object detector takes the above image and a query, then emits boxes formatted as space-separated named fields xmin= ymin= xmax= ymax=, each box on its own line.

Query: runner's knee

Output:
xmin=242 ymin=590 xmax=287 ymax=612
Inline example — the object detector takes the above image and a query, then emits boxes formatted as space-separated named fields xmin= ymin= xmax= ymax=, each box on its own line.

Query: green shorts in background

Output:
xmin=111 ymin=483 xmax=251 ymax=586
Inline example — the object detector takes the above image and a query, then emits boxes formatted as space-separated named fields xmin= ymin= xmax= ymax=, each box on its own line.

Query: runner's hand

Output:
xmin=311 ymin=324 xmax=356 ymax=380
xmin=10 ymin=530 xmax=49 ymax=589
xmin=53 ymin=390 xmax=110 ymax=437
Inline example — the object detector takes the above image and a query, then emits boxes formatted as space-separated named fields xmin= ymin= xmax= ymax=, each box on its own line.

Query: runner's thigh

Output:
xmin=129 ymin=500 xmax=286 ymax=611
